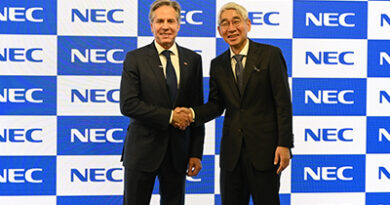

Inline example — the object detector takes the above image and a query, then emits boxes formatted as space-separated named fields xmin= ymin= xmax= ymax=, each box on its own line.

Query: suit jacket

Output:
xmin=194 ymin=40 xmax=293 ymax=171
xmin=120 ymin=42 xmax=205 ymax=173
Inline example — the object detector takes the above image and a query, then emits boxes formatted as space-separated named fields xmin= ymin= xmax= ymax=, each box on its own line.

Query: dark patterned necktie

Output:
xmin=233 ymin=54 xmax=244 ymax=94
xmin=162 ymin=50 xmax=177 ymax=103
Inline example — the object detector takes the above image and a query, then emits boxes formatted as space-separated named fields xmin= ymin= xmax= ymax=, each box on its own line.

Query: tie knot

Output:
xmin=233 ymin=54 xmax=244 ymax=62
xmin=162 ymin=50 xmax=171 ymax=60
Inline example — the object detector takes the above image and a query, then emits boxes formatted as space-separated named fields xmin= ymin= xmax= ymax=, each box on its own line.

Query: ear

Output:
xmin=217 ymin=26 xmax=222 ymax=37
xmin=246 ymin=18 xmax=252 ymax=32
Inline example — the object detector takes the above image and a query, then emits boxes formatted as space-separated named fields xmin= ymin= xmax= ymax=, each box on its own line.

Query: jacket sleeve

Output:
xmin=120 ymin=51 xmax=171 ymax=130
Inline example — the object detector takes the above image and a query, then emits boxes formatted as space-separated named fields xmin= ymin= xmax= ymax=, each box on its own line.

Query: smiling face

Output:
xmin=218 ymin=9 xmax=251 ymax=54
xmin=150 ymin=5 xmax=180 ymax=49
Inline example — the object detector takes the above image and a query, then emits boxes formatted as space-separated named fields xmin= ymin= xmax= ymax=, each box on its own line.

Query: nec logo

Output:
xmin=381 ymin=14 xmax=390 ymax=27
xmin=380 ymin=91 xmax=390 ymax=104
xmin=71 ymin=168 xmax=122 ymax=182
xmin=71 ymin=49 xmax=123 ymax=64
xmin=305 ymin=90 xmax=354 ymax=104
xmin=379 ymin=167 xmax=390 ymax=180
xmin=0 ymin=128 xmax=42 ymax=143
xmin=71 ymin=89 xmax=119 ymax=103
xmin=380 ymin=52 xmax=390 ymax=66
xmin=305 ymin=128 xmax=353 ymax=142
xmin=379 ymin=128 xmax=390 ymax=142
xmin=0 ymin=48 xmax=43 ymax=62
xmin=304 ymin=166 xmax=353 ymax=181
xmin=0 ymin=88 xmax=43 ymax=103
xmin=249 ymin=12 xmax=279 ymax=26
xmin=181 ymin=10 xmax=202 ymax=25
xmin=0 ymin=7 xmax=43 ymax=22
xmin=71 ymin=9 xmax=123 ymax=23
xmin=71 ymin=128 xmax=123 ymax=143
xmin=0 ymin=168 xmax=43 ymax=183
xmin=306 ymin=51 xmax=354 ymax=65
xmin=306 ymin=12 xmax=355 ymax=27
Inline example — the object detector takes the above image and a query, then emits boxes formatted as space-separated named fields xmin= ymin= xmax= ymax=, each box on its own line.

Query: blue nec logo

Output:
xmin=71 ymin=128 xmax=123 ymax=143
xmin=57 ymin=116 xmax=128 ymax=155
xmin=305 ymin=128 xmax=353 ymax=142
xmin=293 ymin=1 xmax=367 ymax=38
xmin=380 ymin=91 xmax=390 ymax=104
xmin=0 ymin=156 xmax=56 ymax=195
xmin=138 ymin=0 xmax=215 ymax=37
xmin=249 ymin=11 xmax=279 ymax=26
xmin=71 ymin=168 xmax=123 ymax=182
xmin=71 ymin=89 xmax=119 ymax=103
xmin=306 ymin=51 xmax=354 ymax=65
xmin=71 ymin=9 xmax=123 ymax=23
xmin=368 ymin=40 xmax=390 ymax=77
xmin=379 ymin=166 xmax=390 ymax=180
xmin=293 ymin=78 xmax=366 ymax=116
xmin=58 ymin=36 xmax=136 ymax=75
xmin=292 ymin=155 xmax=365 ymax=192
xmin=57 ymin=196 xmax=123 ymax=205
xmin=381 ymin=14 xmax=390 ymax=27
xmin=0 ymin=0 xmax=56 ymax=34
xmin=0 ymin=48 xmax=43 ymax=62
xmin=0 ymin=128 xmax=42 ymax=143
xmin=367 ymin=117 xmax=390 ymax=153
xmin=0 ymin=76 xmax=56 ymax=115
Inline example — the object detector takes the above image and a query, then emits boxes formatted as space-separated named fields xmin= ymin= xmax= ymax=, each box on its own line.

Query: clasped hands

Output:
xmin=171 ymin=107 xmax=193 ymax=130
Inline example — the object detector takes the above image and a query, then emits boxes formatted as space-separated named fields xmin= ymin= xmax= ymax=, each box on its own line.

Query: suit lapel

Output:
xmin=146 ymin=43 xmax=171 ymax=104
xmin=241 ymin=40 xmax=260 ymax=98
xmin=175 ymin=45 xmax=190 ymax=106
xmin=221 ymin=50 xmax=240 ymax=101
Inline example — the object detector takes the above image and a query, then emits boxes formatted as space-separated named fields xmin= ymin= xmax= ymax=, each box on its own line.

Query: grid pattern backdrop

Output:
xmin=0 ymin=0 xmax=390 ymax=204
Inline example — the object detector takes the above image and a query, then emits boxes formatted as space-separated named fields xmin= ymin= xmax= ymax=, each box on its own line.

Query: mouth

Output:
xmin=160 ymin=33 xmax=172 ymax=37
xmin=227 ymin=34 xmax=239 ymax=40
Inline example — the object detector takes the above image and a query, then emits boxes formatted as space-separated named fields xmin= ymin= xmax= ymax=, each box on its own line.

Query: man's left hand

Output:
xmin=274 ymin=146 xmax=291 ymax=175
xmin=187 ymin=157 xmax=202 ymax=176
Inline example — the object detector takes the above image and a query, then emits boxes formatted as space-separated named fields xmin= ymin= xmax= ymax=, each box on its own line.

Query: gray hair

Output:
xmin=218 ymin=2 xmax=248 ymax=25
xmin=149 ymin=0 xmax=181 ymax=24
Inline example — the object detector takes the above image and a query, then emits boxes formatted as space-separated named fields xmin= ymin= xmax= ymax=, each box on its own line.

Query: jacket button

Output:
xmin=238 ymin=128 xmax=242 ymax=133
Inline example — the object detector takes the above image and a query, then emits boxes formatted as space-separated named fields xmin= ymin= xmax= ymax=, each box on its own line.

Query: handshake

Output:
xmin=171 ymin=107 xmax=193 ymax=130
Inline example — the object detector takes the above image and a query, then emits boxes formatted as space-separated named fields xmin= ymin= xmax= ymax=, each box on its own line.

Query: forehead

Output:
xmin=220 ymin=9 xmax=242 ymax=20
xmin=154 ymin=5 xmax=177 ymax=19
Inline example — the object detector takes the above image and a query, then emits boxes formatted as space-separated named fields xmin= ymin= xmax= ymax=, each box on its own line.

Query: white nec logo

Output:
xmin=71 ymin=128 xmax=123 ymax=143
xmin=304 ymin=166 xmax=353 ymax=181
xmin=181 ymin=10 xmax=202 ymax=25
xmin=305 ymin=128 xmax=353 ymax=142
xmin=71 ymin=9 xmax=124 ymax=23
xmin=305 ymin=90 xmax=354 ymax=104
xmin=379 ymin=128 xmax=390 ymax=142
xmin=0 ymin=7 xmax=43 ymax=22
xmin=0 ymin=88 xmax=43 ymax=103
xmin=0 ymin=128 xmax=43 ymax=143
xmin=249 ymin=12 xmax=279 ymax=26
xmin=71 ymin=49 xmax=123 ymax=64
xmin=306 ymin=12 xmax=355 ymax=27
xmin=0 ymin=48 xmax=43 ymax=62
xmin=306 ymin=51 xmax=354 ymax=65
xmin=380 ymin=52 xmax=390 ymax=66
xmin=0 ymin=168 xmax=43 ymax=183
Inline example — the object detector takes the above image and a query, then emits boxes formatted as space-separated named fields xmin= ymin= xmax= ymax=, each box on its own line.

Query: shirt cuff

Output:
xmin=169 ymin=110 xmax=173 ymax=124
xmin=189 ymin=108 xmax=195 ymax=120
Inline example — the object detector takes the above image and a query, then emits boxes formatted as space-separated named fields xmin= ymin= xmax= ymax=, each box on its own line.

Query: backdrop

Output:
xmin=1 ymin=0 xmax=390 ymax=204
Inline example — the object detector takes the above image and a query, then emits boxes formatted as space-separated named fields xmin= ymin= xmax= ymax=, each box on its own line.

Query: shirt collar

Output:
xmin=229 ymin=38 xmax=249 ymax=59
xmin=155 ymin=41 xmax=178 ymax=56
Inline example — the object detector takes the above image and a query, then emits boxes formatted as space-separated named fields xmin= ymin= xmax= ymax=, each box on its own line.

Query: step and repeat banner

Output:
xmin=1 ymin=0 xmax=390 ymax=204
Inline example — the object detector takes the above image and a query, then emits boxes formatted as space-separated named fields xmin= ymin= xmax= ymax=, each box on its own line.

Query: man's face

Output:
xmin=218 ymin=9 xmax=251 ymax=50
xmin=151 ymin=5 xmax=180 ymax=49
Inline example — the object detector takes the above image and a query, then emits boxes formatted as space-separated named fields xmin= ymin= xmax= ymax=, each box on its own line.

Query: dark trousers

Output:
xmin=123 ymin=147 xmax=185 ymax=205
xmin=220 ymin=143 xmax=280 ymax=205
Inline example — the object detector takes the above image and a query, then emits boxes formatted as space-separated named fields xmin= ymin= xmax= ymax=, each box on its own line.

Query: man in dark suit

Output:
xmin=119 ymin=0 xmax=204 ymax=204
xmin=179 ymin=2 xmax=293 ymax=205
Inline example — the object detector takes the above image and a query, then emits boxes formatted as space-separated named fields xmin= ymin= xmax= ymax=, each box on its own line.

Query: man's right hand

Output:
xmin=171 ymin=107 xmax=193 ymax=130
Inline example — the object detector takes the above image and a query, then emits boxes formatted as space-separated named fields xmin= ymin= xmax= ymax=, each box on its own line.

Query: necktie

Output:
xmin=233 ymin=54 xmax=244 ymax=95
xmin=162 ymin=50 xmax=177 ymax=103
